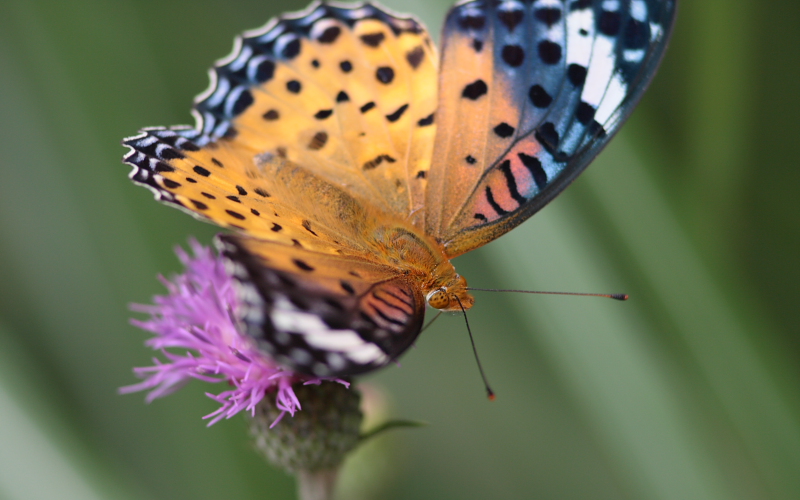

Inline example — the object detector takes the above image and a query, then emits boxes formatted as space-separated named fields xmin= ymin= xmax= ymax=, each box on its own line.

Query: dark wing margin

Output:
xmin=218 ymin=234 xmax=426 ymax=377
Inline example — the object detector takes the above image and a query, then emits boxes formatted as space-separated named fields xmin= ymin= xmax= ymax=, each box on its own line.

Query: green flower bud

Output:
xmin=250 ymin=382 xmax=362 ymax=473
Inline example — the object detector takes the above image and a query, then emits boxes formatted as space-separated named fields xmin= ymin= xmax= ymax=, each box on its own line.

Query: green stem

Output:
xmin=359 ymin=419 xmax=427 ymax=443
xmin=296 ymin=469 xmax=338 ymax=500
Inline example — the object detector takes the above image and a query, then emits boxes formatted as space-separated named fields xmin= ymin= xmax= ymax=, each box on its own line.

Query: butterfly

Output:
xmin=123 ymin=0 xmax=676 ymax=378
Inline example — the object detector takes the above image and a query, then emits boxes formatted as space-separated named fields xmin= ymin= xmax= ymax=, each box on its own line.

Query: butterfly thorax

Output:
xmin=368 ymin=224 xmax=473 ymax=312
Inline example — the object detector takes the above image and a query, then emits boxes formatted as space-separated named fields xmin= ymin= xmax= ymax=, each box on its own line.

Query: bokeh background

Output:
xmin=1 ymin=0 xmax=799 ymax=499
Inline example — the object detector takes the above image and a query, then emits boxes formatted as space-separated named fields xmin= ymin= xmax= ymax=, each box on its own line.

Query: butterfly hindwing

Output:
xmin=219 ymin=235 xmax=425 ymax=377
xmin=424 ymin=0 xmax=676 ymax=257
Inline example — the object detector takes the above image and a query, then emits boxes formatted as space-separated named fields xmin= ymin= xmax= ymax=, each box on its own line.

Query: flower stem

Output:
xmin=296 ymin=469 xmax=338 ymax=500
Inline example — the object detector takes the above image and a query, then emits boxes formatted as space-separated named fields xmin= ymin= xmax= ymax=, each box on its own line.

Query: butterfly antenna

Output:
xmin=454 ymin=296 xmax=495 ymax=401
xmin=466 ymin=288 xmax=629 ymax=301
xmin=420 ymin=310 xmax=443 ymax=333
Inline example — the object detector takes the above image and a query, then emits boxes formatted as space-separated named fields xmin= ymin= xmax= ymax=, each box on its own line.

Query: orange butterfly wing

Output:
xmin=424 ymin=0 xmax=676 ymax=257
xmin=125 ymin=126 xmax=398 ymax=255
xmin=124 ymin=3 xmax=440 ymax=241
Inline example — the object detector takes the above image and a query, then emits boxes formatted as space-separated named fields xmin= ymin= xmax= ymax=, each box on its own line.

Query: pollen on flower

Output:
xmin=119 ymin=239 xmax=348 ymax=425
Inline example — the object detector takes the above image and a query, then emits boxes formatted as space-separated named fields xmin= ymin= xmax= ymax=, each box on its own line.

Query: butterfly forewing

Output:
xmin=193 ymin=2 xmax=439 ymax=219
xmin=219 ymin=235 xmax=425 ymax=377
xmin=425 ymin=0 xmax=676 ymax=257
xmin=125 ymin=127 xmax=380 ymax=255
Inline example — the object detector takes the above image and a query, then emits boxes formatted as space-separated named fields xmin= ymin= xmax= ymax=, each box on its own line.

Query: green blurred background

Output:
xmin=1 ymin=0 xmax=799 ymax=498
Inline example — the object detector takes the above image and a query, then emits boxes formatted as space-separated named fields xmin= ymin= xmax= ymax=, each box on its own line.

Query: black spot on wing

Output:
xmin=292 ymin=259 xmax=315 ymax=272
xmin=406 ymin=46 xmax=424 ymax=69
xmin=317 ymin=26 xmax=341 ymax=43
xmin=308 ymin=131 xmax=328 ymax=150
xmin=568 ymin=64 xmax=587 ymax=86
xmin=462 ymin=79 xmax=488 ymax=100
xmin=254 ymin=60 xmax=275 ymax=82
xmin=599 ymin=10 xmax=621 ymax=36
xmin=576 ymin=102 xmax=596 ymax=125
xmin=154 ymin=162 xmax=174 ymax=173
xmin=538 ymin=40 xmax=562 ymax=64
xmin=529 ymin=85 xmax=553 ymax=108
xmin=535 ymin=7 xmax=561 ymax=26
xmin=501 ymin=45 xmax=525 ymax=67
xmin=535 ymin=122 xmax=559 ymax=152
xmin=493 ymin=122 xmax=515 ymax=138
xmin=376 ymin=66 xmax=394 ymax=84
xmin=360 ymin=32 xmax=385 ymax=47
xmin=498 ymin=8 xmax=523 ymax=31
xmin=286 ymin=80 xmax=302 ymax=93
xmin=624 ymin=18 xmax=651 ymax=49
xmin=193 ymin=165 xmax=211 ymax=177
xmin=458 ymin=13 xmax=485 ymax=30
xmin=362 ymin=154 xmax=395 ymax=170
xmin=417 ymin=113 xmax=434 ymax=126
xmin=281 ymin=38 xmax=301 ymax=59
xmin=385 ymin=104 xmax=408 ymax=122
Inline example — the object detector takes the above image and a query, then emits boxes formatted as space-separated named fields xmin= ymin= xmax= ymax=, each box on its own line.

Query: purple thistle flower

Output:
xmin=120 ymin=239 xmax=348 ymax=426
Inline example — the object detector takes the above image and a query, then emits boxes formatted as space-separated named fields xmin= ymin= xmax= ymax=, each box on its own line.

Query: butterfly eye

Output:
xmin=426 ymin=288 xmax=451 ymax=310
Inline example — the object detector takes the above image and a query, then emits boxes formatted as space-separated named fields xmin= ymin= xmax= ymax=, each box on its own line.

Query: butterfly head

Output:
xmin=425 ymin=275 xmax=474 ymax=312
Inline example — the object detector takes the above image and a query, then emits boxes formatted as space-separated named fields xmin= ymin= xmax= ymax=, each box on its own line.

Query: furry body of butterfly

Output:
xmin=123 ymin=0 xmax=676 ymax=377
